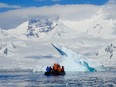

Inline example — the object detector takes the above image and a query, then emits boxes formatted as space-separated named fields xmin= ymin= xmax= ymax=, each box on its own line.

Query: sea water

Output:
xmin=0 ymin=69 xmax=116 ymax=87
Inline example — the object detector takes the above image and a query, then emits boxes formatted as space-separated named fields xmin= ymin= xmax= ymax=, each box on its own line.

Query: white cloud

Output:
xmin=0 ymin=5 xmax=100 ymax=29
xmin=0 ymin=3 xmax=116 ymax=29
xmin=108 ymin=0 xmax=116 ymax=4
xmin=0 ymin=3 xmax=21 ymax=8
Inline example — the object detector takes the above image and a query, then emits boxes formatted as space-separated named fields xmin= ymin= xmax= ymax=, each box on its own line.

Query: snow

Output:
xmin=0 ymin=4 xmax=116 ymax=72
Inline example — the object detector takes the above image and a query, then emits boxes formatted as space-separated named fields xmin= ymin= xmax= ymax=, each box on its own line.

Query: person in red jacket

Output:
xmin=61 ymin=66 xmax=64 ymax=72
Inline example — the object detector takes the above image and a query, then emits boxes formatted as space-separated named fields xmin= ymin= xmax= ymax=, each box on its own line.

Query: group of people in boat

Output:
xmin=45 ymin=63 xmax=65 ymax=75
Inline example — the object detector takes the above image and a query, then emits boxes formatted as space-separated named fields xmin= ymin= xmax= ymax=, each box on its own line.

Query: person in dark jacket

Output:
xmin=46 ymin=66 xmax=50 ymax=72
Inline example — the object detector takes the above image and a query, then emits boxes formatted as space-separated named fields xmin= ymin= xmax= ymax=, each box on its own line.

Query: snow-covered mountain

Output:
xmin=0 ymin=28 xmax=17 ymax=56
xmin=95 ymin=41 xmax=116 ymax=67
xmin=0 ymin=4 xmax=116 ymax=71
xmin=62 ymin=14 xmax=116 ymax=39
xmin=8 ymin=17 xmax=59 ymax=39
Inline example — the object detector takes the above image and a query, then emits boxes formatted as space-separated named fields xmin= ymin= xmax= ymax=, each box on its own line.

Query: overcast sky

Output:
xmin=0 ymin=0 xmax=116 ymax=29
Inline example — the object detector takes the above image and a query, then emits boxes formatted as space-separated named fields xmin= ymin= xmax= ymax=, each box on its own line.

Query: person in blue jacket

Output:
xmin=46 ymin=66 xmax=50 ymax=72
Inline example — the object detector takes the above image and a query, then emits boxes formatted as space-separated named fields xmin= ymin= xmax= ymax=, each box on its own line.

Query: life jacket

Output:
xmin=58 ymin=67 xmax=61 ymax=72
xmin=57 ymin=64 xmax=60 ymax=68
xmin=53 ymin=63 xmax=58 ymax=70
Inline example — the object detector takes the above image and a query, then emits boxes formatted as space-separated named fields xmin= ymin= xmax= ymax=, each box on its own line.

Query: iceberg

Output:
xmin=51 ymin=43 xmax=96 ymax=72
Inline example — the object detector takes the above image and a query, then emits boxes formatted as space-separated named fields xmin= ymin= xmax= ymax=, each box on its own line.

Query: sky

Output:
xmin=0 ymin=0 xmax=109 ymax=12
xmin=0 ymin=0 xmax=115 ymax=29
